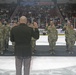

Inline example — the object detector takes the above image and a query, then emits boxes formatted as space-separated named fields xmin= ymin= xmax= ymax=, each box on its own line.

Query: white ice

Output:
xmin=0 ymin=56 xmax=76 ymax=71
xmin=9 ymin=35 xmax=76 ymax=46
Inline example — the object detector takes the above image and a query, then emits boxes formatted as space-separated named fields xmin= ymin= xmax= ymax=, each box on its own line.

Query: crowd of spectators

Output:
xmin=0 ymin=3 xmax=17 ymax=23
xmin=0 ymin=1 xmax=76 ymax=29
xmin=58 ymin=3 xmax=76 ymax=27
xmin=12 ymin=4 xmax=61 ymax=28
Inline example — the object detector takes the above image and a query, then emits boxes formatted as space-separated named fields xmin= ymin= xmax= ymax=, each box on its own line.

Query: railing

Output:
xmin=10 ymin=5 xmax=19 ymax=19
xmin=56 ymin=5 xmax=65 ymax=23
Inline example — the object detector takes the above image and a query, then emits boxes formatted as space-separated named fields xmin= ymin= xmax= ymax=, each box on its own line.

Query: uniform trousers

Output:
xmin=15 ymin=56 xmax=31 ymax=75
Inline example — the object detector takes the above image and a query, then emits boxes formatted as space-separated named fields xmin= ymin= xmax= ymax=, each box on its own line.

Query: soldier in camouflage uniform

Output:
xmin=28 ymin=21 xmax=37 ymax=54
xmin=31 ymin=37 xmax=36 ymax=54
xmin=4 ymin=22 xmax=10 ymax=51
xmin=46 ymin=20 xmax=58 ymax=54
xmin=11 ymin=22 xmax=19 ymax=53
xmin=62 ymin=22 xmax=69 ymax=51
xmin=63 ymin=21 xmax=76 ymax=54
xmin=0 ymin=21 xmax=5 ymax=54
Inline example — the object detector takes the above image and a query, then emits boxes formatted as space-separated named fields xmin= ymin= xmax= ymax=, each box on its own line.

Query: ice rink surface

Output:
xmin=0 ymin=56 xmax=76 ymax=75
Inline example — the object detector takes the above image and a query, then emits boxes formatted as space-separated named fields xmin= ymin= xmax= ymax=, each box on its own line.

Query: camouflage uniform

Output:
xmin=4 ymin=24 xmax=10 ymax=51
xmin=46 ymin=24 xmax=58 ymax=54
xmin=28 ymin=23 xmax=37 ymax=54
xmin=62 ymin=24 xmax=69 ymax=50
xmin=0 ymin=23 xmax=5 ymax=54
xmin=31 ymin=37 xmax=36 ymax=54
xmin=65 ymin=25 xmax=76 ymax=54
xmin=62 ymin=20 xmax=76 ymax=53
xmin=11 ymin=22 xmax=18 ymax=51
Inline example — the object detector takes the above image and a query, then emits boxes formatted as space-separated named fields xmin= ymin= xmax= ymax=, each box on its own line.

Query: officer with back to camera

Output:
xmin=10 ymin=16 xmax=39 ymax=75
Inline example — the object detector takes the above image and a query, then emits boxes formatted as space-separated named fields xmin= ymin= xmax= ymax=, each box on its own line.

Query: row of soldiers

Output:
xmin=0 ymin=20 xmax=37 ymax=55
xmin=46 ymin=20 xmax=76 ymax=54
xmin=0 ymin=20 xmax=76 ymax=55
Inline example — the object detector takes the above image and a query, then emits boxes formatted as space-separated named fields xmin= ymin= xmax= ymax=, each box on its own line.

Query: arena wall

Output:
xmin=57 ymin=0 xmax=76 ymax=3
xmin=0 ymin=0 xmax=17 ymax=4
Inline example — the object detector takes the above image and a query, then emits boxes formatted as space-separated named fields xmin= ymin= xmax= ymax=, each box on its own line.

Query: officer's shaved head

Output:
xmin=19 ymin=16 xmax=27 ymax=24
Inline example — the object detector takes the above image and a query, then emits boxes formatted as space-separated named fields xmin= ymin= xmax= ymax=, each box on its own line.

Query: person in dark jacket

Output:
xmin=10 ymin=16 xmax=39 ymax=75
